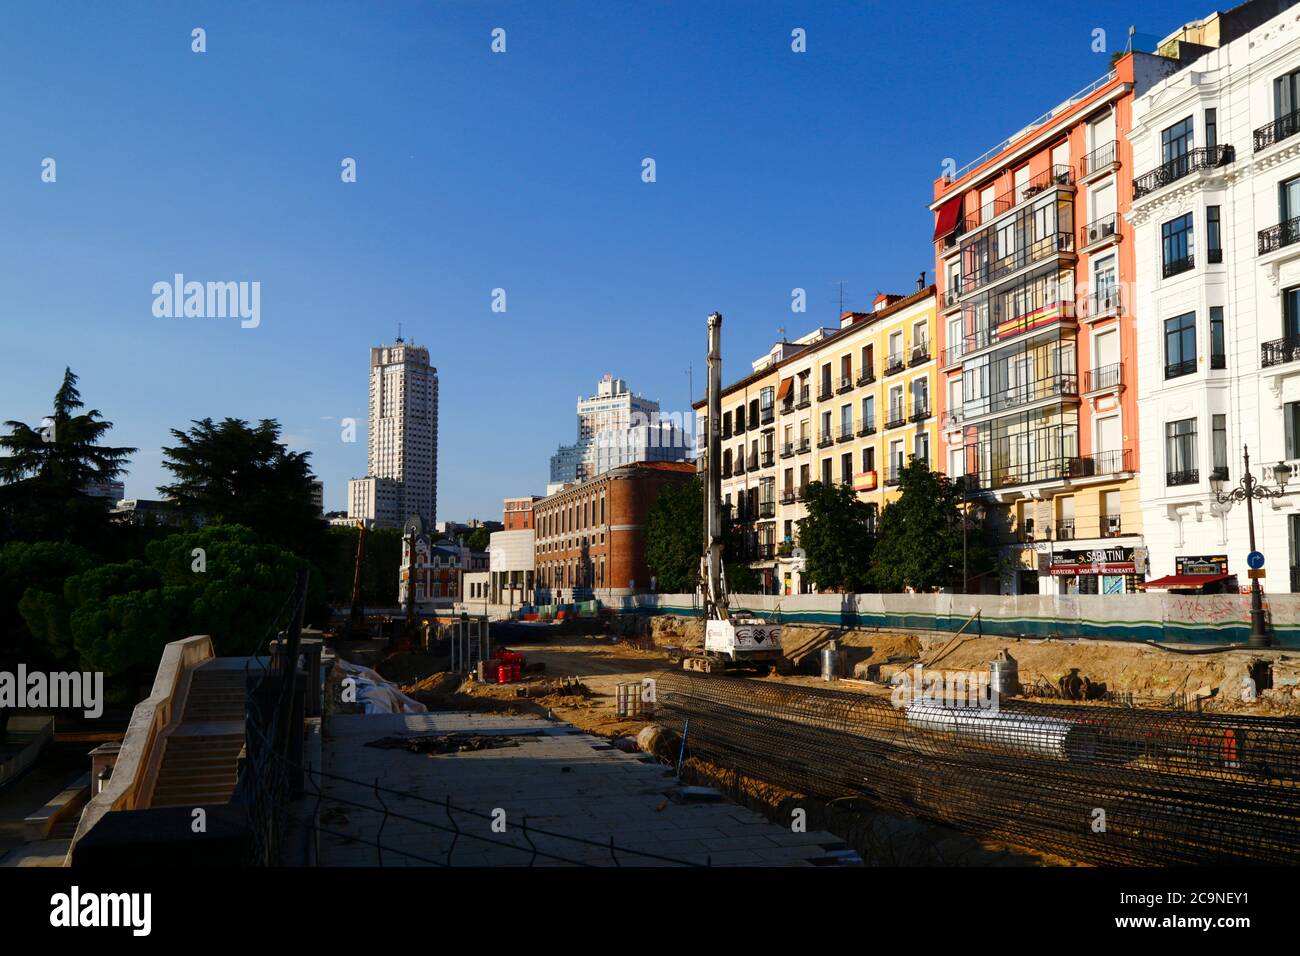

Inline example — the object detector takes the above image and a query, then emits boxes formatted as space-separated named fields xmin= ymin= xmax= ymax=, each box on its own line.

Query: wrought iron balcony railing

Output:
xmin=1255 ymin=108 xmax=1300 ymax=152
xmin=1167 ymin=468 xmax=1199 ymax=487
xmin=1165 ymin=358 xmax=1197 ymax=380
xmin=1163 ymin=253 xmax=1194 ymax=279
xmin=1079 ymin=140 xmax=1118 ymax=178
xmin=1132 ymin=145 xmax=1234 ymax=199
xmin=1083 ymin=362 xmax=1122 ymax=393
xmin=1080 ymin=211 xmax=1119 ymax=247
xmin=1262 ymin=337 xmax=1300 ymax=369
xmin=1259 ymin=216 xmax=1300 ymax=256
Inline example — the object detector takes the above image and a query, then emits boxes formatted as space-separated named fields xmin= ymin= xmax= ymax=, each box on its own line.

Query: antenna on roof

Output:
xmin=396 ymin=322 xmax=404 ymax=344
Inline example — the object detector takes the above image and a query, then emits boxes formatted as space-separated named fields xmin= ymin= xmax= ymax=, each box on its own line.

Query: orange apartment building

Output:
xmin=931 ymin=52 xmax=1182 ymax=595
xmin=503 ymin=496 xmax=539 ymax=530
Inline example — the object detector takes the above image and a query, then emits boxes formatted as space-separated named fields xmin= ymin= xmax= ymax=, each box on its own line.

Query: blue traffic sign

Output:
xmin=1247 ymin=550 xmax=1265 ymax=570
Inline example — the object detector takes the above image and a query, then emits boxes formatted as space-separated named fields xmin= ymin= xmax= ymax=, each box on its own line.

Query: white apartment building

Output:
xmin=550 ymin=375 xmax=689 ymax=484
xmin=1130 ymin=0 xmax=1300 ymax=590
xmin=348 ymin=339 xmax=439 ymax=530
xmin=488 ymin=528 xmax=536 ymax=605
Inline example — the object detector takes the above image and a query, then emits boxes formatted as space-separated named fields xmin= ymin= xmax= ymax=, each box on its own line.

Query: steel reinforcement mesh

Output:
xmin=652 ymin=671 xmax=1300 ymax=865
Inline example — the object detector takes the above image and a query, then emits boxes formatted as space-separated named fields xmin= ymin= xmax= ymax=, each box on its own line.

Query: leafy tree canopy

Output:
xmin=159 ymin=417 xmax=325 ymax=558
xmin=645 ymin=476 xmax=702 ymax=593
xmin=0 ymin=368 xmax=135 ymax=545
xmin=796 ymin=480 xmax=876 ymax=593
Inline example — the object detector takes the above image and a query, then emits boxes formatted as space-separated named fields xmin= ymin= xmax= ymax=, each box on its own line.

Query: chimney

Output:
xmin=917 ymin=271 xmax=927 ymax=291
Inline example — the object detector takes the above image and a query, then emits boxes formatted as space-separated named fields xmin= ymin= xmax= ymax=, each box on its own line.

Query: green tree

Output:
xmin=321 ymin=524 xmax=402 ymax=606
xmin=466 ymin=526 xmax=491 ymax=553
xmin=869 ymin=458 xmax=989 ymax=592
xmin=796 ymin=481 xmax=875 ymax=592
xmin=645 ymin=477 xmax=703 ymax=593
xmin=19 ymin=524 xmax=323 ymax=684
xmin=0 ymin=541 xmax=96 ymax=665
xmin=0 ymin=368 xmax=135 ymax=545
xmin=159 ymin=417 xmax=325 ymax=558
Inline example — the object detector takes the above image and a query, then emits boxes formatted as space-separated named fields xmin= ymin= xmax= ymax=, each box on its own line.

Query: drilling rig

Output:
xmin=681 ymin=311 xmax=785 ymax=674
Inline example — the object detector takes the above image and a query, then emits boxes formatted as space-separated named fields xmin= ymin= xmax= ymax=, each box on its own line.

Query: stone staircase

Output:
xmin=148 ymin=663 xmax=246 ymax=809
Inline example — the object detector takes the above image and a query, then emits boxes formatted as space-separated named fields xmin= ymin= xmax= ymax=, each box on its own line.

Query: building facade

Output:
xmin=533 ymin=460 xmax=696 ymax=602
xmin=488 ymin=528 xmax=536 ymax=605
xmin=930 ymin=52 xmax=1182 ymax=595
xmin=691 ymin=288 xmax=938 ymax=595
xmin=549 ymin=375 xmax=689 ymax=484
xmin=503 ymin=496 xmax=539 ymax=530
xmin=1130 ymin=0 xmax=1300 ymax=589
xmin=348 ymin=339 xmax=439 ymax=530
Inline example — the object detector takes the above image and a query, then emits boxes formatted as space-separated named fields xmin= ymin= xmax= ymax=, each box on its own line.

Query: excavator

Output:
xmin=680 ymin=312 xmax=786 ymax=675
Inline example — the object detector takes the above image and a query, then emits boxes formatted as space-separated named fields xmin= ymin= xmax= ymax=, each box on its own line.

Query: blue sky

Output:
xmin=0 ymin=0 xmax=1197 ymax=519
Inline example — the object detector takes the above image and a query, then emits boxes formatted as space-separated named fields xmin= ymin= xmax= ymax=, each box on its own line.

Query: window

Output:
xmin=1207 ymin=206 xmax=1222 ymax=262
xmin=1164 ymin=312 xmax=1197 ymax=379
xmin=1213 ymin=414 xmax=1229 ymax=479
xmin=1014 ymin=165 xmax=1030 ymax=202
xmin=1210 ymin=307 xmax=1225 ymax=369
xmin=1162 ymin=213 xmax=1194 ymax=277
xmin=1275 ymin=67 xmax=1300 ymax=121
xmin=914 ymin=433 xmax=930 ymax=466
xmin=862 ymin=446 xmax=875 ymax=472
xmin=820 ymin=458 xmax=832 ymax=485
xmin=840 ymin=452 xmax=852 ymax=485
xmin=840 ymin=403 xmax=852 ymax=436
xmin=820 ymin=363 xmax=832 ymax=396
xmin=1287 ymin=403 xmax=1300 ymax=461
xmin=1288 ymin=285 xmax=1300 ymax=342
xmin=1205 ymin=108 xmax=1217 ymax=151
xmin=1166 ymin=418 xmax=1198 ymax=485
xmin=1162 ymin=116 xmax=1194 ymax=166
xmin=820 ymin=410 xmax=831 ymax=441
xmin=1282 ymin=175 xmax=1300 ymax=223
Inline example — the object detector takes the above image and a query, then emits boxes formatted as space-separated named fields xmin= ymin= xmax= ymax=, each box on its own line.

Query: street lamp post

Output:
xmin=1211 ymin=445 xmax=1292 ymax=649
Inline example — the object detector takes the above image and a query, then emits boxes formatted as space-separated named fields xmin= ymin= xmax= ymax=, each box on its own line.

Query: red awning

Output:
xmin=776 ymin=377 xmax=793 ymax=401
xmin=933 ymin=197 xmax=962 ymax=241
xmin=1141 ymin=573 xmax=1231 ymax=589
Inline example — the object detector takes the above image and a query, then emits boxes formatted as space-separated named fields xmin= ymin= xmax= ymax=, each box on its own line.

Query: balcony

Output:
xmin=817 ymin=386 xmax=833 ymax=402
xmin=1056 ymin=517 xmax=1075 ymax=541
xmin=961 ymin=164 xmax=1075 ymax=232
xmin=1259 ymin=216 xmax=1300 ymax=256
xmin=1078 ymin=140 xmax=1119 ymax=180
xmin=961 ymin=232 xmax=1075 ymax=297
xmin=836 ymin=375 xmax=854 ymax=395
xmin=1254 ymin=109 xmax=1300 ymax=153
xmin=943 ymin=286 xmax=962 ymax=310
xmin=734 ymin=419 xmax=746 ymax=436
xmin=857 ymin=417 xmax=877 ymax=437
xmin=1077 ymin=449 xmax=1132 ymax=477
xmin=909 ymin=401 xmax=932 ymax=423
xmin=1262 ymin=338 xmax=1300 ymax=369
xmin=1132 ymin=145 xmax=1234 ymax=200
xmin=1167 ymin=468 xmax=1199 ymax=487
xmin=761 ymin=406 xmax=775 ymax=425
xmin=796 ymin=437 xmax=811 ymax=454
xmin=817 ymin=431 xmax=834 ymax=449
xmin=780 ymin=488 xmax=796 ymax=505
xmin=1083 ymin=362 xmax=1122 ymax=394
xmin=721 ymin=464 xmax=732 ymax=479
xmin=964 ymin=372 xmax=1077 ymax=420
xmin=884 ymin=469 xmax=902 ymax=487
xmin=760 ymin=450 xmax=775 ymax=468
xmin=941 ymin=341 xmax=965 ymax=368
xmin=884 ymin=354 xmax=905 ymax=376
xmin=1165 ymin=358 xmax=1196 ymax=380
xmin=1162 ymin=253 xmax=1194 ymax=279
xmin=759 ymin=501 xmax=776 ymax=519
xmin=885 ymin=407 xmax=907 ymax=429
xmin=780 ymin=442 xmax=795 ymax=459
xmin=1080 ymin=285 xmax=1123 ymax=322
xmin=836 ymin=424 xmax=854 ymax=443
xmin=856 ymin=370 xmax=875 ymax=388
xmin=732 ymin=458 xmax=745 ymax=475
xmin=795 ymin=388 xmax=811 ymax=409
xmin=797 ymin=483 xmax=810 ymax=501
xmin=1079 ymin=211 xmax=1120 ymax=250
xmin=780 ymin=400 xmax=795 ymax=416
xmin=755 ymin=543 xmax=774 ymax=559
xmin=909 ymin=341 xmax=931 ymax=367
xmin=1101 ymin=514 xmax=1123 ymax=538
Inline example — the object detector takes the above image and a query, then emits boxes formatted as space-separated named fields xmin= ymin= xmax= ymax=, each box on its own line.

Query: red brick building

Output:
xmin=503 ymin=496 xmax=539 ymax=530
xmin=533 ymin=460 xmax=696 ymax=601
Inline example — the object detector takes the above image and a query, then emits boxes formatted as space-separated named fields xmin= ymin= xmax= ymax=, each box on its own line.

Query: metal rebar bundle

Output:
xmin=652 ymin=671 xmax=1300 ymax=865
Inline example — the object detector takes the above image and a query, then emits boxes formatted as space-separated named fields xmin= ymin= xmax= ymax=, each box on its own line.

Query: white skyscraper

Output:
xmin=549 ymin=374 xmax=689 ymax=484
xmin=347 ymin=339 xmax=438 ymax=529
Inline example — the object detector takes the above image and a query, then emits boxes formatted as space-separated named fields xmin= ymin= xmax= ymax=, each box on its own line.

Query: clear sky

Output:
xmin=0 ymin=0 xmax=1198 ymax=520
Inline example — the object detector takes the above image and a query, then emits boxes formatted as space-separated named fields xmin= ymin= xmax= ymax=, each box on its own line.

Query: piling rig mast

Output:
xmin=681 ymin=311 xmax=787 ymax=675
